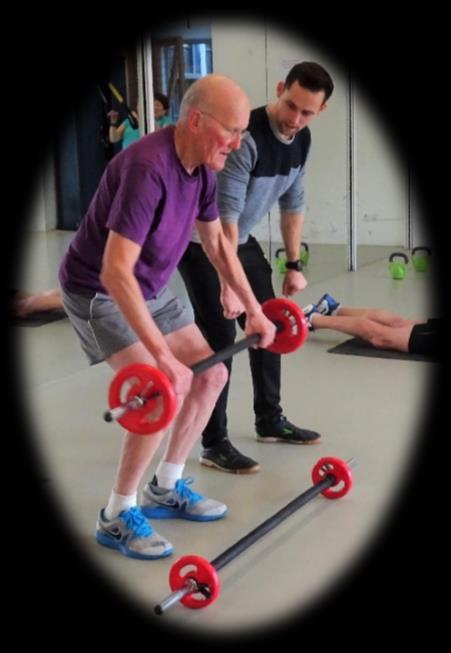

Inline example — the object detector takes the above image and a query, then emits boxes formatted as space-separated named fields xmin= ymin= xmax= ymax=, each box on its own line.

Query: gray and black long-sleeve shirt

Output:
xmin=215 ymin=106 xmax=311 ymax=244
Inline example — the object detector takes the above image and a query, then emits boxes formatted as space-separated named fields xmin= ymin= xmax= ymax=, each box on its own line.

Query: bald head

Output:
xmin=179 ymin=74 xmax=250 ymax=122
xmin=175 ymin=75 xmax=250 ymax=174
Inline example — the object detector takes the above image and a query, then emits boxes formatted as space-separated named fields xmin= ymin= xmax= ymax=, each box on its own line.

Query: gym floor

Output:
xmin=15 ymin=230 xmax=435 ymax=637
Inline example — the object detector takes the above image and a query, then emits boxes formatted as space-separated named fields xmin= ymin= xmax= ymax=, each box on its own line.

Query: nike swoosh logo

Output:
xmin=105 ymin=528 xmax=123 ymax=541
xmin=150 ymin=496 xmax=179 ymax=508
xmin=150 ymin=496 xmax=189 ymax=511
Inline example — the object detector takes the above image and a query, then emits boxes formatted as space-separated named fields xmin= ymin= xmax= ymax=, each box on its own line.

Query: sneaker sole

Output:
xmin=256 ymin=435 xmax=321 ymax=444
xmin=140 ymin=505 xmax=229 ymax=521
xmin=96 ymin=532 xmax=173 ymax=559
xmin=200 ymin=457 xmax=261 ymax=474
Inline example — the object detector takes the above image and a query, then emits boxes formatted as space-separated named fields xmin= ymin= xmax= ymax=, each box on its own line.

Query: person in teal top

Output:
xmin=108 ymin=107 xmax=141 ymax=149
xmin=108 ymin=92 xmax=171 ymax=149
xmin=154 ymin=92 xmax=172 ymax=129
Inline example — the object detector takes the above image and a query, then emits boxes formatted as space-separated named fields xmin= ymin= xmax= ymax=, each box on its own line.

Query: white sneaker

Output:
xmin=96 ymin=506 xmax=173 ymax=559
xmin=302 ymin=304 xmax=320 ymax=331
xmin=316 ymin=293 xmax=341 ymax=316
xmin=141 ymin=477 xmax=228 ymax=521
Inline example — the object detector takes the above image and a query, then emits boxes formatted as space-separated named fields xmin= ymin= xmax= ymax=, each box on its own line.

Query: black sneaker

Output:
xmin=200 ymin=439 xmax=260 ymax=474
xmin=256 ymin=416 xmax=321 ymax=444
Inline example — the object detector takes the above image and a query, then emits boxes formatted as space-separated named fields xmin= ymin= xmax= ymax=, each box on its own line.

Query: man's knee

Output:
xmin=366 ymin=323 xmax=399 ymax=350
xmin=362 ymin=321 xmax=388 ymax=349
xmin=195 ymin=362 xmax=229 ymax=393
xmin=369 ymin=333 xmax=391 ymax=349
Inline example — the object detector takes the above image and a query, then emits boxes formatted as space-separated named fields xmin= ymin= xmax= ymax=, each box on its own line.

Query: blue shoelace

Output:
xmin=174 ymin=477 xmax=203 ymax=506
xmin=119 ymin=506 xmax=153 ymax=537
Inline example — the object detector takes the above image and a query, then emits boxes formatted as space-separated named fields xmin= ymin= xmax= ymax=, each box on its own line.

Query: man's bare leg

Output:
xmin=105 ymin=324 xmax=227 ymax=495
xmin=310 ymin=313 xmax=415 ymax=352
xmin=335 ymin=306 xmax=420 ymax=328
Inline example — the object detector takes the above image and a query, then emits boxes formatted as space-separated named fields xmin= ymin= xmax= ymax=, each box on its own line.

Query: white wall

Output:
xmin=266 ymin=30 xmax=348 ymax=245
xmin=354 ymin=90 xmax=408 ymax=246
xmin=212 ymin=20 xmax=268 ymax=108
xmin=27 ymin=158 xmax=57 ymax=232
xmin=211 ymin=20 xmax=409 ymax=249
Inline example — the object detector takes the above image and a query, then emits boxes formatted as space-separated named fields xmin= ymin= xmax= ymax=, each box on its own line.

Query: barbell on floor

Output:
xmin=154 ymin=456 xmax=354 ymax=614
xmin=103 ymin=297 xmax=308 ymax=435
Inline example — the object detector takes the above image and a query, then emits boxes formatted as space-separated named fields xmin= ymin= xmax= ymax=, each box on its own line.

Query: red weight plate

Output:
xmin=169 ymin=555 xmax=220 ymax=609
xmin=311 ymin=456 xmax=353 ymax=499
xmin=262 ymin=298 xmax=308 ymax=353
xmin=108 ymin=363 xmax=177 ymax=435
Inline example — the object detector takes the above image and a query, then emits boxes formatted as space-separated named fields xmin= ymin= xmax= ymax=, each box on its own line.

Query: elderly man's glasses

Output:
xmin=199 ymin=110 xmax=247 ymax=139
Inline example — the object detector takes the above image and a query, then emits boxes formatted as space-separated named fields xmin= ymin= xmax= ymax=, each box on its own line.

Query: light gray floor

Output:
xmin=15 ymin=230 xmax=435 ymax=637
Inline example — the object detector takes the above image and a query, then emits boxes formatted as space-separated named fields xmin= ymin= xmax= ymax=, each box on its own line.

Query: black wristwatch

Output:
xmin=285 ymin=259 xmax=304 ymax=271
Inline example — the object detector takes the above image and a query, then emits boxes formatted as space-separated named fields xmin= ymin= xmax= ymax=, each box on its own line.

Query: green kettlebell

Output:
xmin=275 ymin=244 xmax=309 ymax=274
xmin=388 ymin=252 xmax=409 ymax=280
xmin=275 ymin=248 xmax=287 ymax=274
xmin=300 ymin=242 xmax=310 ymax=266
xmin=411 ymin=246 xmax=431 ymax=272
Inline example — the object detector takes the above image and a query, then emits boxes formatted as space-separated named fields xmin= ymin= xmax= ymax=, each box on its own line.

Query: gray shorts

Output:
xmin=60 ymin=286 xmax=193 ymax=365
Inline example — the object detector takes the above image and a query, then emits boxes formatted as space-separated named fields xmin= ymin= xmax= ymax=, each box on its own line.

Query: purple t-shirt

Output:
xmin=59 ymin=126 xmax=218 ymax=298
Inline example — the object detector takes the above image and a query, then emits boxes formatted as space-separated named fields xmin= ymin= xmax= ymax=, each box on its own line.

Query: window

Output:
xmin=152 ymin=36 xmax=213 ymax=121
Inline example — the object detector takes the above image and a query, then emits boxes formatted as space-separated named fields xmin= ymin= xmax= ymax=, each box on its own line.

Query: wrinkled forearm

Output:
xmin=199 ymin=223 xmax=261 ymax=317
xmin=217 ymin=222 xmax=239 ymax=292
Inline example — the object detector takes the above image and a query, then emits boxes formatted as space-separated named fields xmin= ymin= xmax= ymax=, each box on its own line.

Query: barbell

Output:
xmin=154 ymin=456 xmax=354 ymax=613
xmin=104 ymin=297 xmax=308 ymax=435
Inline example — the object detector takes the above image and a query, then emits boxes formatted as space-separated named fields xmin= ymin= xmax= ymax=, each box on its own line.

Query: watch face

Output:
xmin=286 ymin=260 xmax=302 ymax=271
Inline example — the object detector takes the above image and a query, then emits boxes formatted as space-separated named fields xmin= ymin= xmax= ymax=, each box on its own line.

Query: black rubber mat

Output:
xmin=11 ymin=309 xmax=67 ymax=327
xmin=328 ymin=337 xmax=435 ymax=362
